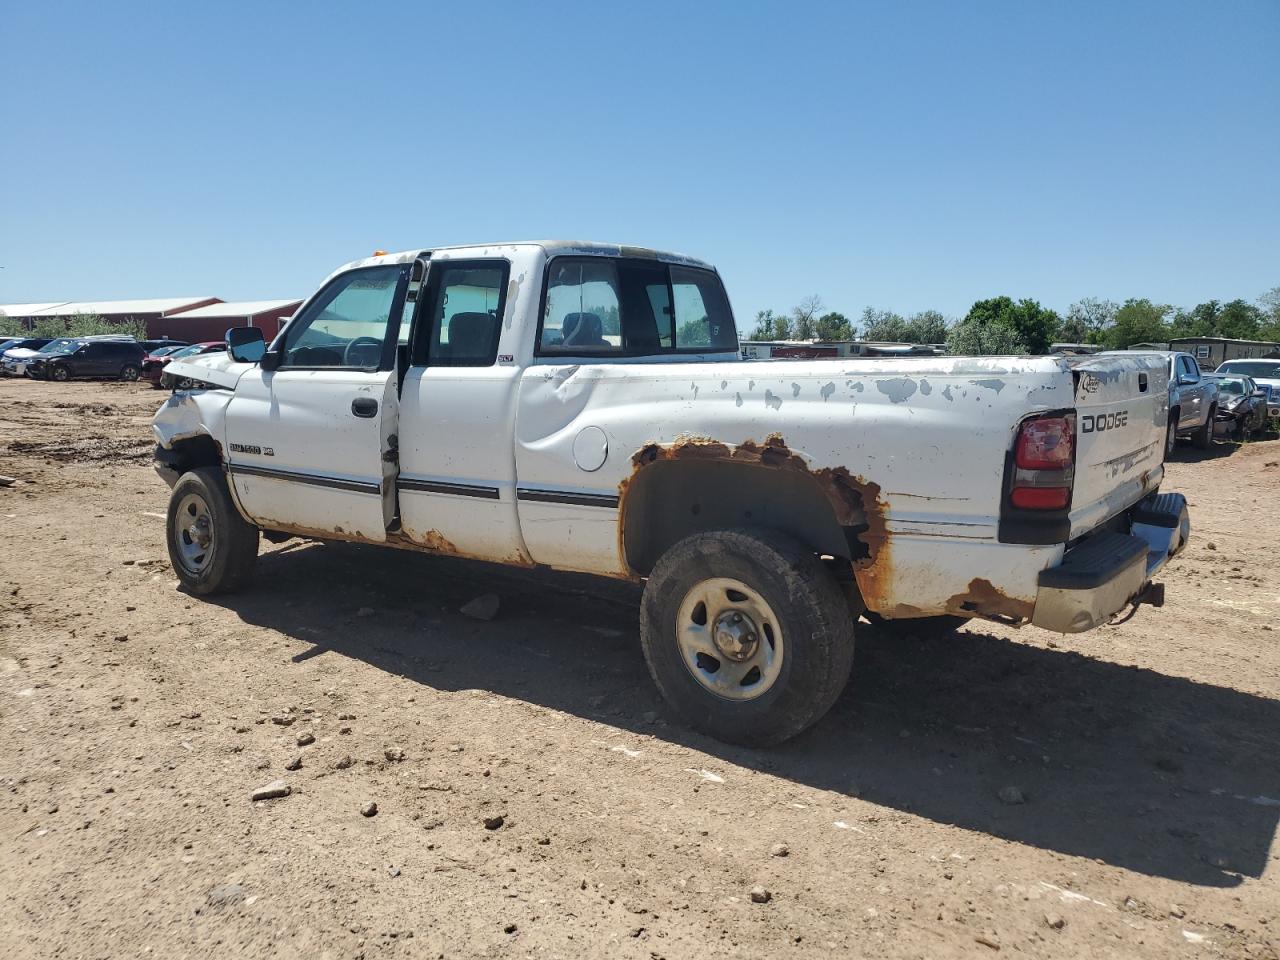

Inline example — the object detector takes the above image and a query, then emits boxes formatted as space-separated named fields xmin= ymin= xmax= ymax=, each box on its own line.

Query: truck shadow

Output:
xmin=211 ymin=539 xmax=1279 ymax=890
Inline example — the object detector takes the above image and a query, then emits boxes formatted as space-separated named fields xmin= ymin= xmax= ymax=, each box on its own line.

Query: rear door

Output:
xmin=1067 ymin=353 xmax=1168 ymax=538
xmin=396 ymin=257 xmax=528 ymax=561
xmin=223 ymin=263 xmax=409 ymax=541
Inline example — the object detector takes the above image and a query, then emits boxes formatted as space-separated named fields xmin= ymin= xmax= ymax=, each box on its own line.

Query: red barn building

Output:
xmin=155 ymin=299 xmax=302 ymax=342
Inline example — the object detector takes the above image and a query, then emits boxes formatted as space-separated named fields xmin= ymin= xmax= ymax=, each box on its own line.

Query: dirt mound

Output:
xmin=50 ymin=402 xmax=121 ymax=416
xmin=8 ymin=435 xmax=152 ymax=464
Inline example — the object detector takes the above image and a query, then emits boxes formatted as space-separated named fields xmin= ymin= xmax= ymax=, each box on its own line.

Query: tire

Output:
xmin=49 ymin=365 xmax=70 ymax=382
xmin=639 ymin=528 xmax=856 ymax=747
xmin=863 ymin=611 xmax=968 ymax=639
xmin=1192 ymin=405 xmax=1215 ymax=450
xmin=1165 ymin=414 xmax=1178 ymax=458
xmin=166 ymin=466 xmax=259 ymax=596
xmin=160 ymin=373 xmax=174 ymax=390
xmin=119 ymin=363 xmax=140 ymax=382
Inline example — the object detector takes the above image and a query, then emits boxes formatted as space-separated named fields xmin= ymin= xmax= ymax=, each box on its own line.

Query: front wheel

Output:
xmin=166 ymin=466 xmax=260 ymax=595
xmin=1165 ymin=414 xmax=1178 ymax=458
xmin=1192 ymin=405 xmax=1216 ymax=450
xmin=639 ymin=528 xmax=856 ymax=746
xmin=49 ymin=365 xmax=70 ymax=382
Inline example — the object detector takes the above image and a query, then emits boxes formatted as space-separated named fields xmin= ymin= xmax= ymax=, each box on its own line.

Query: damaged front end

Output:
xmin=151 ymin=391 xmax=231 ymax=488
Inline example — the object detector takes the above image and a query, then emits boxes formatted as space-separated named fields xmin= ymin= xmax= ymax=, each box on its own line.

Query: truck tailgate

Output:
xmin=1067 ymin=354 xmax=1169 ymax=539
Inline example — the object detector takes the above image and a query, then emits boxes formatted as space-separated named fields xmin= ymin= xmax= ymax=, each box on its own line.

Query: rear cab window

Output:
xmin=538 ymin=256 xmax=737 ymax=357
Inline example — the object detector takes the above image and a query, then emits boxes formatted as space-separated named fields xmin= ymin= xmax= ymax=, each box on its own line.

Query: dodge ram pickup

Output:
xmin=152 ymin=241 xmax=1190 ymax=745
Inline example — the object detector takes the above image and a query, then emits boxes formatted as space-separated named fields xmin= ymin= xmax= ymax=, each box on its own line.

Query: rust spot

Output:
xmin=622 ymin=434 xmax=891 ymax=595
xmin=254 ymin=521 xmax=535 ymax=567
xmin=944 ymin=577 xmax=1033 ymax=622
xmin=417 ymin=529 xmax=459 ymax=554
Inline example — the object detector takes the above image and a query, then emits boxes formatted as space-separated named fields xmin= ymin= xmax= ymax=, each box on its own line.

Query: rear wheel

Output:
xmin=166 ymin=466 xmax=259 ymax=595
xmin=1192 ymin=405 xmax=1216 ymax=449
xmin=119 ymin=363 xmax=140 ymax=382
xmin=639 ymin=528 xmax=856 ymax=746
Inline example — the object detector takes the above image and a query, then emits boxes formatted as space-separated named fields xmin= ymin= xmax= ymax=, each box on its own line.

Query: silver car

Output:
xmin=1215 ymin=359 xmax=1280 ymax=428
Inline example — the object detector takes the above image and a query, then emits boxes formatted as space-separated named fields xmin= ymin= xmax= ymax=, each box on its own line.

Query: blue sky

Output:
xmin=2 ymin=1 xmax=1277 ymax=325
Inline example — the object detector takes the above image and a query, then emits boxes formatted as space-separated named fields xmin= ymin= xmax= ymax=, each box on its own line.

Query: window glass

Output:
xmin=283 ymin=264 xmax=404 ymax=368
xmin=539 ymin=257 xmax=738 ymax=356
xmin=670 ymin=265 xmax=737 ymax=350
xmin=541 ymin=260 xmax=622 ymax=353
xmin=421 ymin=262 xmax=508 ymax=367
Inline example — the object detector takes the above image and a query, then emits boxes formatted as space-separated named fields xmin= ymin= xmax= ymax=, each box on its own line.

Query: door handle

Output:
xmin=351 ymin=397 xmax=378 ymax=418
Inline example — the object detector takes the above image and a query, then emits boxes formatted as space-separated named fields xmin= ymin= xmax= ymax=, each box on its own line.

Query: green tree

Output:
xmin=25 ymin=312 xmax=148 ymax=340
xmin=0 ymin=311 xmax=20 ymax=337
xmin=946 ymin=316 xmax=1027 ymax=355
xmin=904 ymin=309 xmax=949 ymax=344
xmin=1259 ymin=287 xmax=1280 ymax=342
xmin=747 ymin=309 xmax=791 ymax=340
xmin=1061 ymin=297 xmax=1116 ymax=343
xmin=814 ymin=311 xmax=853 ymax=341
xmin=963 ymin=296 xmax=1060 ymax=354
xmin=1216 ymin=299 xmax=1263 ymax=340
xmin=859 ymin=307 xmax=909 ymax=342
xmin=1102 ymin=299 xmax=1171 ymax=349
xmin=1167 ymin=305 xmax=1215 ymax=340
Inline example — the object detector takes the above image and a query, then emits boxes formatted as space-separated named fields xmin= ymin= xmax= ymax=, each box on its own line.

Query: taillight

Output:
xmin=1009 ymin=413 xmax=1075 ymax=511
xmin=1015 ymin=416 xmax=1074 ymax=470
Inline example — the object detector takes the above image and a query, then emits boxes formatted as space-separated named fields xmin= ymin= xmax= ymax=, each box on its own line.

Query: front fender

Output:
xmin=152 ymin=390 xmax=233 ymax=451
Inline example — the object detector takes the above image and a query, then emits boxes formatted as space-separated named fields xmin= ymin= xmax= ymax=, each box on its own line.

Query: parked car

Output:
xmin=1204 ymin=374 xmax=1269 ymax=439
xmin=0 ymin=337 xmax=56 ymax=376
xmin=138 ymin=338 xmax=190 ymax=353
xmin=152 ymin=241 xmax=1189 ymax=746
xmin=27 ymin=339 xmax=147 ymax=382
xmin=150 ymin=341 xmax=225 ymax=389
xmin=1215 ymin=359 xmax=1280 ymax=429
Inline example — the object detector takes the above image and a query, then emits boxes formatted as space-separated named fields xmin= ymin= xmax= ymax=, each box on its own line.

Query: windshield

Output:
xmin=1211 ymin=378 xmax=1246 ymax=396
xmin=0 ymin=339 xmax=18 ymax=352
xmin=169 ymin=344 xmax=206 ymax=359
xmin=44 ymin=339 xmax=80 ymax=355
xmin=149 ymin=345 xmax=183 ymax=357
xmin=1218 ymin=360 xmax=1280 ymax=379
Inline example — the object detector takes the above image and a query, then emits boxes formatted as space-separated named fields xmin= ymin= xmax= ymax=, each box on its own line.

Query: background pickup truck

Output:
xmin=152 ymin=241 xmax=1190 ymax=745
xmin=1163 ymin=351 xmax=1219 ymax=453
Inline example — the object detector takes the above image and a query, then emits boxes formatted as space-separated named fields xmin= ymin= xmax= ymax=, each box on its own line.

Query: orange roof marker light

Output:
xmin=372 ymin=250 xmax=388 ymax=257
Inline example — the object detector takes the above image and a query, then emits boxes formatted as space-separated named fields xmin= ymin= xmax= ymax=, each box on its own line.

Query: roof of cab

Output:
xmin=331 ymin=241 xmax=715 ymax=277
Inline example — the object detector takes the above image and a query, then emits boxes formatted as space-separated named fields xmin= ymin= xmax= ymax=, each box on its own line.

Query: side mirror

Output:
xmin=226 ymin=327 xmax=266 ymax=363
xmin=1254 ymin=389 xmax=1268 ymax=399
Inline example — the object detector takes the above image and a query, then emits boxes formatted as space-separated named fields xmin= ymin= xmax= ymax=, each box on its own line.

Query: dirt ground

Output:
xmin=1 ymin=376 xmax=1277 ymax=960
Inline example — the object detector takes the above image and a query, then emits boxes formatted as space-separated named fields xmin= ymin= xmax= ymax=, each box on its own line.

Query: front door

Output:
xmin=224 ymin=262 xmax=410 ymax=541
xmin=77 ymin=343 xmax=105 ymax=375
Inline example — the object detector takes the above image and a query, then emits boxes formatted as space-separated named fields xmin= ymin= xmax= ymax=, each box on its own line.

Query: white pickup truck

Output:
xmin=152 ymin=241 xmax=1190 ymax=745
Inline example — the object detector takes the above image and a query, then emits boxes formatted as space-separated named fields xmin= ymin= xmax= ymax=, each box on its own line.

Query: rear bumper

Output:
xmin=1031 ymin=492 xmax=1189 ymax=633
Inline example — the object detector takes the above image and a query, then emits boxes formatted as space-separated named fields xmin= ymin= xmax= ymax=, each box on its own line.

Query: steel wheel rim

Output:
xmin=122 ymin=366 xmax=139 ymax=381
xmin=675 ymin=577 xmax=784 ymax=701
xmin=51 ymin=367 xmax=69 ymax=381
xmin=173 ymin=492 xmax=214 ymax=575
